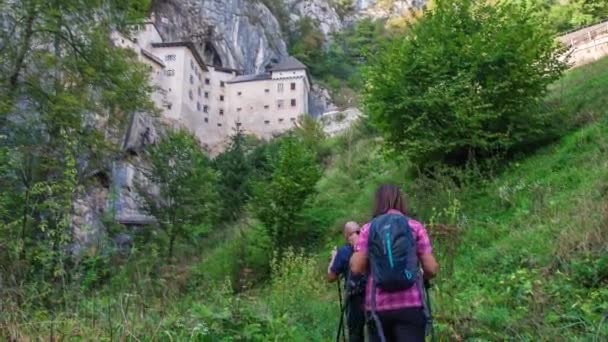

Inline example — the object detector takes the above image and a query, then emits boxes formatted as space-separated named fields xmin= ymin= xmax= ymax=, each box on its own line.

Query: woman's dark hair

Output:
xmin=372 ymin=184 xmax=407 ymax=218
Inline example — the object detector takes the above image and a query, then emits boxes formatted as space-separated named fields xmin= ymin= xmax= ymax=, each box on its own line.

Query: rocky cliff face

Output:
xmin=152 ymin=0 xmax=288 ymax=74
xmin=151 ymin=0 xmax=427 ymax=74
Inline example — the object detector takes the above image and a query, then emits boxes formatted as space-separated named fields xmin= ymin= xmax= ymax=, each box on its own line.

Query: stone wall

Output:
xmin=559 ymin=20 xmax=608 ymax=68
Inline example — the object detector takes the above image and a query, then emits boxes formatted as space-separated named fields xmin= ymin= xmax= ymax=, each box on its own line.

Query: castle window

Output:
xmin=167 ymin=103 xmax=172 ymax=110
xmin=278 ymin=118 xmax=284 ymax=123
xmin=165 ymin=54 xmax=176 ymax=61
xmin=265 ymin=89 xmax=270 ymax=93
xmin=166 ymin=69 xmax=175 ymax=76
xmin=291 ymin=83 xmax=296 ymax=90
xmin=220 ymin=81 xmax=225 ymax=87
xmin=220 ymin=95 xmax=224 ymax=102
xmin=198 ymin=87 xmax=201 ymax=96
xmin=237 ymin=91 xmax=242 ymax=96
xmin=219 ymin=109 xmax=224 ymax=115
xmin=197 ymin=102 xmax=201 ymax=111
xmin=190 ymin=75 xmax=194 ymax=84
xmin=264 ymin=105 xmax=269 ymax=109
xmin=236 ymin=122 xmax=242 ymax=127
xmin=217 ymin=123 xmax=222 ymax=127
xmin=189 ymin=90 xmax=193 ymax=100
xmin=237 ymin=108 xmax=242 ymax=112
xmin=204 ymin=92 xmax=209 ymax=99
xmin=277 ymin=83 xmax=284 ymax=93
xmin=205 ymin=78 xmax=210 ymax=85
xmin=291 ymin=99 xmax=296 ymax=107
xmin=190 ymin=60 xmax=194 ymax=70
xmin=264 ymin=120 xmax=270 ymax=124
xmin=277 ymin=100 xmax=284 ymax=109
xmin=203 ymin=105 xmax=209 ymax=113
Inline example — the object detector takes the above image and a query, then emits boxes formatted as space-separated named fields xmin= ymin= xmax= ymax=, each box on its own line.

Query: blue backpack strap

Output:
xmin=370 ymin=279 xmax=386 ymax=342
xmin=369 ymin=217 xmax=387 ymax=342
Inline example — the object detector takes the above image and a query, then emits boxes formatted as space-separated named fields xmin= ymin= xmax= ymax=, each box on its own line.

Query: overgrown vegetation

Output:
xmin=289 ymin=17 xmax=390 ymax=106
xmin=0 ymin=0 xmax=152 ymax=316
xmin=364 ymin=0 xmax=568 ymax=166
xmin=542 ymin=0 xmax=608 ymax=32
xmin=139 ymin=131 xmax=219 ymax=261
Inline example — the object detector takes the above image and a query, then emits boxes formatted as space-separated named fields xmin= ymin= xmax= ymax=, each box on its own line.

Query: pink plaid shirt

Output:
xmin=355 ymin=209 xmax=433 ymax=311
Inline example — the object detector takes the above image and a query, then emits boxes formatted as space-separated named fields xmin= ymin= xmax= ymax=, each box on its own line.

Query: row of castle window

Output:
xmin=235 ymin=99 xmax=296 ymax=112
xmin=202 ymin=118 xmax=295 ymax=125
xmin=164 ymin=71 xmax=296 ymax=94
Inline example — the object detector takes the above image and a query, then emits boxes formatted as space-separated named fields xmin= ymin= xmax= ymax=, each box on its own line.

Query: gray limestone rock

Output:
xmin=152 ymin=0 xmax=288 ymax=74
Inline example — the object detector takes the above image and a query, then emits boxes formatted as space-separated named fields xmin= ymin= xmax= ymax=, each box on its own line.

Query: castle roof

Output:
xmin=141 ymin=48 xmax=165 ymax=68
xmin=151 ymin=42 xmax=208 ymax=71
xmin=208 ymin=64 xmax=243 ymax=75
xmin=269 ymin=56 xmax=307 ymax=72
xmin=226 ymin=73 xmax=271 ymax=84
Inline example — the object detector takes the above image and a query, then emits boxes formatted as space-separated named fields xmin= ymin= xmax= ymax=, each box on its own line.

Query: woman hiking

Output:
xmin=350 ymin=184 xmax=439 ymax=342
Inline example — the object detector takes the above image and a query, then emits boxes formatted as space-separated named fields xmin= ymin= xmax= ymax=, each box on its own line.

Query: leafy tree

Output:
xmin=293 ymin=115 xmax=326 ymax=153
xmin=363 ymin=0 xmax=568 ymax=166
xmin=251 ymin=137 xmax=321 ymax=250
xmin=139 ymin=131 xmax=219 ymax=262
xmin=0 ymin=0 xmax=152 ymax=302
xmin=213 ymin=127 xmax=252 ymax=221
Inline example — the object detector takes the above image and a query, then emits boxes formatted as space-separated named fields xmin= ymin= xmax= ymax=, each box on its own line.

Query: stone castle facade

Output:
xmin=111 ymin=19 xmax=310 ymax=153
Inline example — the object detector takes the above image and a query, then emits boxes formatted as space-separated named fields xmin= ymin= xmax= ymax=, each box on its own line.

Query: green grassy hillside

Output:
xmin=302 ymin=57 xmax=608 ymax=341
xmin=232 ymin=56 xmax=608 ymax=341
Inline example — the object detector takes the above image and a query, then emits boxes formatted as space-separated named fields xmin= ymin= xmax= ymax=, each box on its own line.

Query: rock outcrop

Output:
xmin=286 ymin=0 xmax=343 ymax=43
xmin=150 ymin=0 xmax=427 ymax=74
xmin=152 ymin=0 xmax=288 ymax=74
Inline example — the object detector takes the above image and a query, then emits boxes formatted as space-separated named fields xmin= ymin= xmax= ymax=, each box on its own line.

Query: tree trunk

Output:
xmin=8 ymin=4 xmax=37 ymax=90
xmin=20 ymin=188 xmax=30 ymax=261
xmin=167 ymin=230 xmax=176 ymax=263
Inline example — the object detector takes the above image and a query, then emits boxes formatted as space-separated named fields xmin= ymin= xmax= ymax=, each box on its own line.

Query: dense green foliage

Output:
xmin=139 ymin=131 xmax=219 ymax=261
xmin=251 ymin=136 xmax=322 ymax=250
xmin=363 ymin=0 xmax=568 ymax=166
xmin=289 ymin=17 xmax=389 ymax=106
xmin=0 ymin=0 xmax=152 ymax=313
xmin=543 ymin=0 xmax=608 ymax=32
xmin=213 ymin=128 xmax=252 ymax=221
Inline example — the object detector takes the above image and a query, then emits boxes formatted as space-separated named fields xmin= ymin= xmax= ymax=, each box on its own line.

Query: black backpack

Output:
xmin=368 ymin=213 xmax=419 ymax=292
xmin=345 ymin=269 xmax=367 ymax=297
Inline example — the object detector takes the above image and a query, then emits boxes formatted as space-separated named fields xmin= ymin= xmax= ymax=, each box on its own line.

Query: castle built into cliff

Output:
xmin=111 ymin=18 xmax=310 ymax=152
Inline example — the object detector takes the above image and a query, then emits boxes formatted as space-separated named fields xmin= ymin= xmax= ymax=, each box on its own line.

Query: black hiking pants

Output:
xmin=346 ymin=294 xmax=365 ymax=342
xmin=367 ymin=307 xmax=426 ymax=342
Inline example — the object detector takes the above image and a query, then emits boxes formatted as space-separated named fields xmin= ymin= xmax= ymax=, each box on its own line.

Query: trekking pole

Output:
xmin=336 ymin=278 xmax=347 ymax=342
xmin=425 ymin=280 xmax=437 ymax=342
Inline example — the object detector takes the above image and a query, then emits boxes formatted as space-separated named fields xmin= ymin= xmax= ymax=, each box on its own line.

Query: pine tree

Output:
xmin=139 ymin=131 xmax=220 ymax=262
xmin=251 ymin=136 xmax=321 ymax=250
xmin=213 ymin=127 xmax=252 ymax=221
